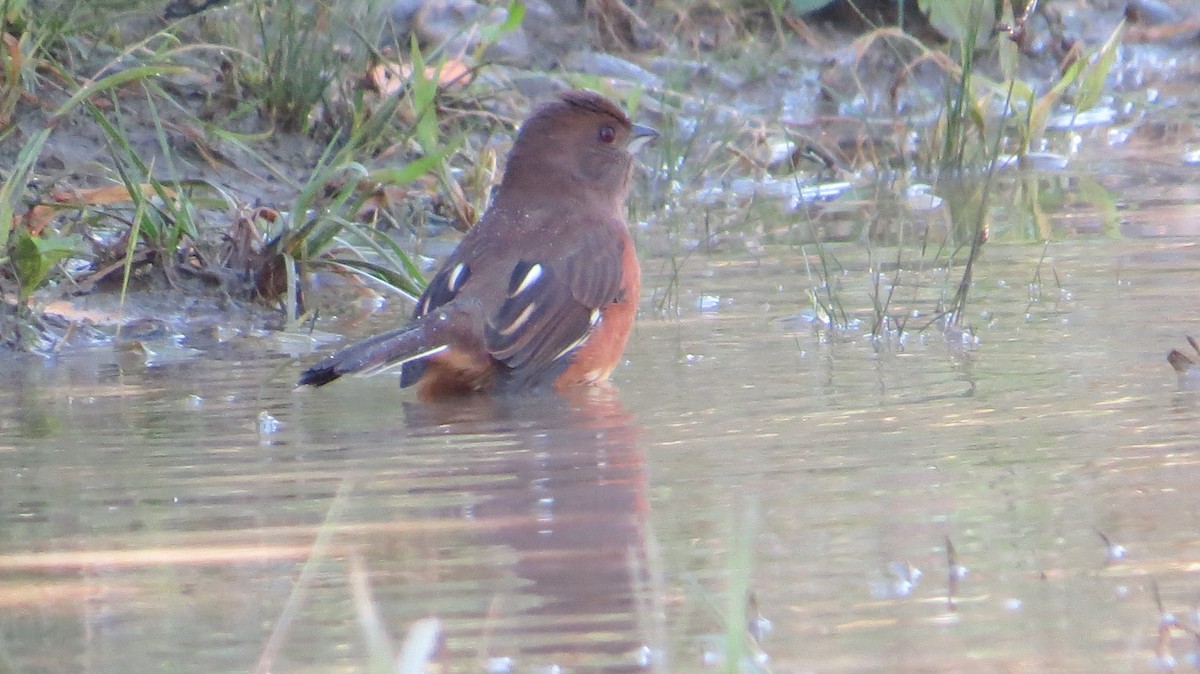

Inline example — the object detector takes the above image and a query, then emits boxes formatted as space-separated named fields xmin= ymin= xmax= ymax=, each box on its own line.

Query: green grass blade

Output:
xmin=52 ymin=64 xmax=189 ymax=120
xmin=0 ymin=126 xmax=49 ymax=250
xmin=324 ymin=258 xmax=421 ymax=302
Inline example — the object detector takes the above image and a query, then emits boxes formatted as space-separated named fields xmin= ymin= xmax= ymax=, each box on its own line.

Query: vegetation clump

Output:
xmin=0 ymin=0 xmax=1135 ymax=351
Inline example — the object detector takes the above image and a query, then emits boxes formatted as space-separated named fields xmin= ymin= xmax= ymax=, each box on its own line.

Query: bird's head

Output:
xmin=501 ymin=90 xmax=658 ymax=205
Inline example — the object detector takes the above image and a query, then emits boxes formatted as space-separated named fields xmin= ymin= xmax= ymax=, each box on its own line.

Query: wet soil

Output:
xmin=10 ymin=0 xmax=1191 ymax=344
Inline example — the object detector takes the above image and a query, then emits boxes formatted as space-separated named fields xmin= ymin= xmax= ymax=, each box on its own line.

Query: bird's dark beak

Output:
xmin=628 ymin=123 xmax=659 ymax=154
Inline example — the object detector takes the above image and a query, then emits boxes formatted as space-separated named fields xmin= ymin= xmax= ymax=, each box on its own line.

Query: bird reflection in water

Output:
xmin=388 ymin=387 xmax=664 ymax=673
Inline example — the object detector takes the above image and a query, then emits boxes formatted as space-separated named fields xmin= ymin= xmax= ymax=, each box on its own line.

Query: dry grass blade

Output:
xmin=253 ymin=478 xmax=352 ymax=674
xmin=347 ymin=553 xmax=397 ymax=673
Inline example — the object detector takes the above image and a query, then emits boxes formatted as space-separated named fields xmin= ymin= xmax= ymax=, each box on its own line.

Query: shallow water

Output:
xmin=3 ymin=224 xmax=1199 ymax=673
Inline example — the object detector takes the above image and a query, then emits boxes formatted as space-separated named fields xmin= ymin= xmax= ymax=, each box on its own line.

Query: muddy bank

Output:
xmin=3 ymin=0 xmax=1196 ymax=355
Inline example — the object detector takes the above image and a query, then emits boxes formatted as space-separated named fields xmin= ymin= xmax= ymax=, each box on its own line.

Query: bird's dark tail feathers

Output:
xmin=297 ymin=324 xmax=438 ymax=387
xmin=298 ymin=302 xmax=486 ymax=388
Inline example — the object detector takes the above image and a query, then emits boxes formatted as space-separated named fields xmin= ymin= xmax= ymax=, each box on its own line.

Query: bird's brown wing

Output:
xmin=484 ymin=220 xmax=625 ymax=382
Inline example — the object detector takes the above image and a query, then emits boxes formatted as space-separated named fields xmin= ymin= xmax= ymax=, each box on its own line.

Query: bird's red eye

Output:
xmin=598 ymin=125 xmax=616 ymax=144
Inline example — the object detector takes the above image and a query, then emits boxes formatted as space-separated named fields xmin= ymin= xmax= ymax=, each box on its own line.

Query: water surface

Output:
xmin=2 ymin=230 xmax=1199 ymax=673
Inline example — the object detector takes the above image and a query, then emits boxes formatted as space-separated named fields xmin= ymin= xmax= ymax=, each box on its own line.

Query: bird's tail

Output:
xmin=298 ymin=302 xmax=484 ymax=388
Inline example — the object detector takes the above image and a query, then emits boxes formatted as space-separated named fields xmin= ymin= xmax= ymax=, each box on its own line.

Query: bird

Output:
xmin=298 ymin=89 xmax=658 ymax=399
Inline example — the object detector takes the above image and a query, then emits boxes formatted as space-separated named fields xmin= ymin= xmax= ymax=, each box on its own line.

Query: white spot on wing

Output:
xmin=447 ymin=262 xmax=466 ymax=292
xmin=552 ymin=333 xmax=589 ymax=362
xmin=498 ymin=302 xmax=537 ymax=336
xmin=513 ymin=263 xmax=543 ymax=296
xmin=589 ymin=308 xmax=601 ymax=327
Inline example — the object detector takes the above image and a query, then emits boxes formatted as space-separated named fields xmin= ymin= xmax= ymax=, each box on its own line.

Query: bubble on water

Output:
xmin=696 ymin=294 xmax=720 ymax=311
xmin=535 ymin=497 xmax=554 ymax=524
xmin=872 ymin=561 xmax=921 ymax=598
xmin=632 ymin=645 xmax=666 ymax=668
xmin=1106 ymin=543 xmax=1127 ymax=563
xmin=257 ymin=411 xmax=281 ymax=435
